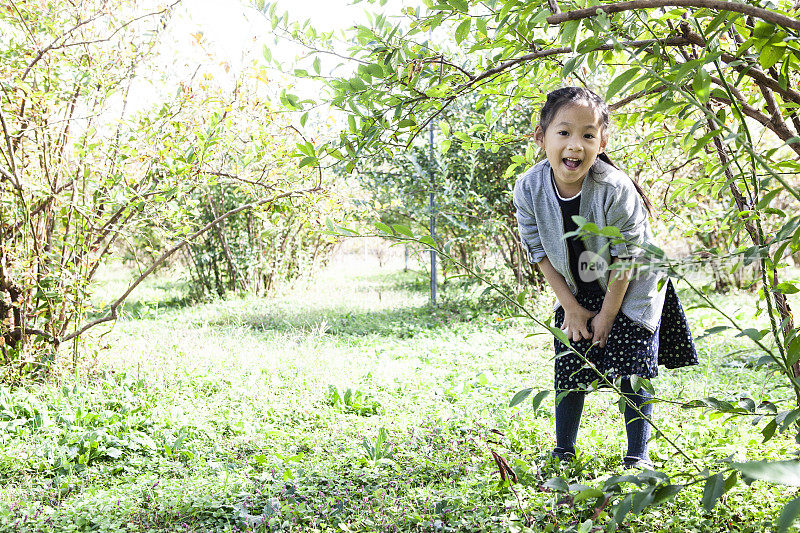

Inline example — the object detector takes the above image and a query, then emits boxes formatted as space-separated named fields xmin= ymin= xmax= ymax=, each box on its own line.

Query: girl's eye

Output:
xmin=584 ymin=134 xmax=595 ymax=139
xmin=557 ymin=130 xmax=569 ymax=136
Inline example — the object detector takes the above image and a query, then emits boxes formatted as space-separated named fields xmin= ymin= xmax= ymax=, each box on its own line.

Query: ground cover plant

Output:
xmin=0 ymin=257 xmax=797 ymax=532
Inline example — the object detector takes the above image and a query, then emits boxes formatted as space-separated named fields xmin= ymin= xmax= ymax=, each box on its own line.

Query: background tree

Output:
xmin=0 ymin=0 xmax=327 ymax=370
xmin=357 ymin=96 xmax=542 ymax=287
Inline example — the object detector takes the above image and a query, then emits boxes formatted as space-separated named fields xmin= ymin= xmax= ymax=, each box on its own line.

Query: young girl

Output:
xmin=513 ymin=87 xmax=698 ymax=469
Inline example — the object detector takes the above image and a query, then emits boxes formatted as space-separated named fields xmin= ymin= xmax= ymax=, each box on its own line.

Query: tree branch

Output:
xmin=457 ymin=36 xmax=691 ymax=92
xmin=548 ymin=1 xmax=800 ymax=32
xmin=679 ymin=25 xmax=800 ymax=105
xmin=710 ymin=94 xmax=800 ymax=158
xmin=60 ymin=185 xmax=322 ymax=343
xmin=610 ymin=85 xmax=667 ymax=110
xmin=21 ymin=1 xmax=182 ymax=81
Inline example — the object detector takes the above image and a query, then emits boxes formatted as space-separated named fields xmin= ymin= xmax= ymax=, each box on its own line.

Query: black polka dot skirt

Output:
xmin=553 ymin=279 xmax=698 ymax=391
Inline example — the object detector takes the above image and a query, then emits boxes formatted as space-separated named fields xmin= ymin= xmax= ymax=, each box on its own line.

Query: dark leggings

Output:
xmin=554 ymin=378 xmax=652 ymax=461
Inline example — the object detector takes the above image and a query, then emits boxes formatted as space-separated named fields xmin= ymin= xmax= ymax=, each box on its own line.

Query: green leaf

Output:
xmin=779 ymin=409 xmax=800 ymax=431
xmin=760 ymin=44 xmax=786 ymax=70
xmin=733 ymin=461 xmax=800 ymax=486
xmin=550 ymin=326 xmax=571 ymax=348
xmin=787 ymin=336 xmax=800 ymax=367
xmin=392 ymin=224 xmax=414 ymax=238
xmin=574 ymin=487 xmax=604 ymax=502
xmin=652 ymin=484 xmax=683 ymax=506
xmin=757 ymin=188 xmax=782 ymax=209
xmin=509 ymin=388 xmax=532 ymax=407
xmin=561 ymin=56 xmax=581 ymax=78
xmin=692 ymin=68 xmax=711 ymax=103
xmin=763 ymin=418 xmax=778 ymax=442
xmin=374 ymin=221 xmax=392 ymax=234
xmin=576 ymin=36 xmax=602 ymax=53
xmin=544 ymin=476 xmax=569 ymax=492
xmin=632 ymin=486 xmax=656 ymax=515
xmin=724 ymin=471 xmax=738 ymax=493
xmin=702 ymin=473 xmax=724 ymax=512
xmin=299 ymin=156 xmax=317 ymax=168
xmin=599 ymin=225 xmax=622 ymax=238
xmin=606 ymin=68 xmax=639 ymax=101
xmin=774 ymin=282 xmax=799 ymax=294
xmin=735 ymin=328 xmax=768 ymax=341
xmin=455 ymin=19 xmax=471 ymax=44
xmin=778 ymin=495 xmax=800 ymax=533
xmin=448 ymin=0 xmax=468 ymax=13
xmin=561 ymin=20 xmax=580 ymax=50
xmin=614 ymin=494 xmax=632 ymax=525
xmin=531 ymin=390 xmax=550 ymax=412
xmin=753 ymin=21 xmax=775 ymax=38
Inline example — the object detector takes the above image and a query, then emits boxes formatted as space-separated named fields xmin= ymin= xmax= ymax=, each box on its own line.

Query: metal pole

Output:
xmin=429 ymin=118 xmax=437 ymax=306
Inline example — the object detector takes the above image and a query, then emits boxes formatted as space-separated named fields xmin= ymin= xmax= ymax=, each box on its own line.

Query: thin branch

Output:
xmin=456 ymin=37 xmax=690 ymax=93
xmin=200 ymin=169 xmax=277 ymax=191
xmin=21 ymin=12 xmax=107 ymax=81
xmin=0 ymin=111 xmax=18 ymax=183
xmin=61 ymin=185 xmax=321 ymax=343
xmin=0 ymin=166 xmax=15 ymax=183
xmin=610 ymin=85 xmax=666 ymax=110
xmin=422 ymin=55 xmax=474 ymax=80
xmin=21 ymin=1 xmax=182 ymax=81
xmin=548 ymin=1 xmax=800 ymax=32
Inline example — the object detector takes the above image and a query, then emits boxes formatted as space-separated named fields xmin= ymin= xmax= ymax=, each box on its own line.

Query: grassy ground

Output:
xmin=0 ymin=255 xmax=797 ymax=532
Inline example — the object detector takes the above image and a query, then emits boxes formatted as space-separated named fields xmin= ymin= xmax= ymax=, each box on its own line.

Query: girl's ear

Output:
xmin=533 ymin=125 xmax=545 ymax=148
xmin=598 ymin=131 xmax=609 ymax=153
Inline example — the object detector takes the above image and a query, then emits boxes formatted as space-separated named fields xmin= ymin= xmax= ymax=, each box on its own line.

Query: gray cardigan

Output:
xmin=513 ymin=159 xmax=666 ymax=332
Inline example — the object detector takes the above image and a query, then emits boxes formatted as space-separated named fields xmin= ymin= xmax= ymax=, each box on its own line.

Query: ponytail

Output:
xmin=597 ymin=152 xmax=653 ymax=216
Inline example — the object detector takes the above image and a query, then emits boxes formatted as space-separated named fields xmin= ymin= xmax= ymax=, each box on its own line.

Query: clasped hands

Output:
xmin=561 ymin=304 xmax=614 ymax=348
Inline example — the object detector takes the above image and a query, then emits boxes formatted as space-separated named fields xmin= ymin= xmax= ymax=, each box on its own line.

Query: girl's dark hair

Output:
xmin=539 ymin=86 xmax=653 ymax=214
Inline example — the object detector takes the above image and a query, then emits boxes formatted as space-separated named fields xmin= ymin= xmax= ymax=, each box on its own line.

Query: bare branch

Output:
xmin=548 ymin=1 xmax=800 ymax=32
xmin=0 ymin=111 xmax=18 ymax=183
xmin=421 ymin=56 xmax=474 ymax=81
xmin=0 ymin=166 xmax=14 ymax=183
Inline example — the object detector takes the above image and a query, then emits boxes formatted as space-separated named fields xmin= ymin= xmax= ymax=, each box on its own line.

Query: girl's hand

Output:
xmin=589 ymin=311 xmax=615 ymax=347
xmin=562 ymin=305 xmax=597 ymax=342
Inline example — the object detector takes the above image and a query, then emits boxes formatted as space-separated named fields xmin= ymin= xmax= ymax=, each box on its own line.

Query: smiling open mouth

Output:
xmin=563 ymin=157 xmax=582 ymax=169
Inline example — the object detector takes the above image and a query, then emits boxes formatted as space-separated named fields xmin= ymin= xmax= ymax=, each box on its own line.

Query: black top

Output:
xmin=554 ymin=181 xmax=604 ymax=295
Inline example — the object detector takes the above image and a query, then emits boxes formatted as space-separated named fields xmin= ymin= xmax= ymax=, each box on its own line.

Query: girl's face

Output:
xmin=534 ymin=103 xmax=607 ymax=197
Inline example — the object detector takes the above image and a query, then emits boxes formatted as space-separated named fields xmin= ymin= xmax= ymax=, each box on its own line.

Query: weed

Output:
xmin=326 ymin=385 xmax=382 ymax=416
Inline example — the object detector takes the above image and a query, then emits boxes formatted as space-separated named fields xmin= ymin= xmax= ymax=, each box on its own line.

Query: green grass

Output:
xmin=0 ymin=258 xmax=797 ymax=532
